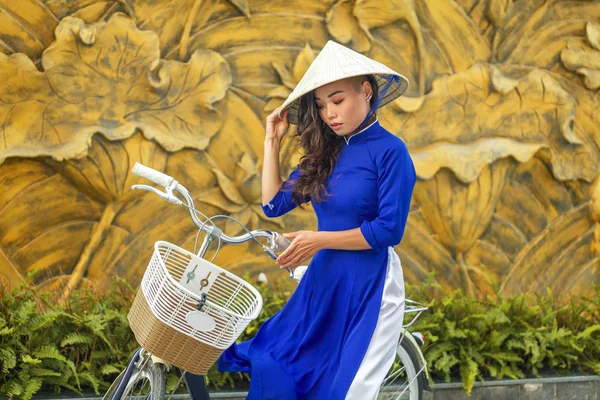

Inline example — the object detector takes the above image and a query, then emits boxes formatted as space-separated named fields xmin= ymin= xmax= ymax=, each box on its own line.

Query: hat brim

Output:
xmin=279 ymin=73 xmax=409 ymax=125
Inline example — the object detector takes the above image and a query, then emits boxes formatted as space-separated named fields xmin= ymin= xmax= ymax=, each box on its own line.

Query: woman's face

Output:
xmin=314 ymin=77 xmax=373 ymax=136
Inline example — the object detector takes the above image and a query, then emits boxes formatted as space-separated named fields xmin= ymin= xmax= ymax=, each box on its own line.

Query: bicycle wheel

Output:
xmin=379 ymin=335 xmax=425 ymax=400
xmin=103 ymin=357 xmax=167 ymax=400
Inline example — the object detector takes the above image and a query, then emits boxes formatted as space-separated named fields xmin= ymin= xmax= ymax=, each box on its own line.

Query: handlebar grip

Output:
xmin=132 ymin=162 xmax=174 ymax=188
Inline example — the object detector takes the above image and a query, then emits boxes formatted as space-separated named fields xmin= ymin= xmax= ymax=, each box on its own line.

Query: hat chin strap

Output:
xmin=350 ymin=74 xmax=399 ymax=134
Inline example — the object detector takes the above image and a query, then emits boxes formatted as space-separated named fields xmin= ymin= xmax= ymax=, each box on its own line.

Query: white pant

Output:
xmin=345 ymin=247 xmax=405 ymax=400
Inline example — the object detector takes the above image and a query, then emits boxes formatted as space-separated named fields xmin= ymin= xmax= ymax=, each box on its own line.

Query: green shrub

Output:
xmin=407 ymin=278 xmax=600 ymax=396
xmin=0 ymin=274 xmax=598 ymax=398
xmin=0 ymin=278 xmax=138 ymax=399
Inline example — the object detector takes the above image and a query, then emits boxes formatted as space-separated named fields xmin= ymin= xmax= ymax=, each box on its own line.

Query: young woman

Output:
xmin=218 ymin=40 xmax=416 ymax=400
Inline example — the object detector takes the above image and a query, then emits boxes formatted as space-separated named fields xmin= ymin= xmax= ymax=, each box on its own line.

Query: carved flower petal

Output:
xmin=587 ymin=21 xmax=600 ymax=51
xmin=212 ymin=169 xmax=246 ymax=206
xmin=326 ymin=0 xmax=371 ymax=53
xmin=577 ymin=68 xmax=600 ymax=90
xmin=267 ymin=85 xmax=292 ymax=99
xmin=292 ymin=43 xmax=316 ymax=83
xmin=196 ymin=187 xmax=247 ymax=214
xmin=561 ymin=45 xmax=600 ymax=71
xmin=235 ymin=153 xmax=257 ymax=185
xmin=272 ymin=62 xmax=297 ymax=90
xmin=227 ymin=0 xmax=251 ymax=18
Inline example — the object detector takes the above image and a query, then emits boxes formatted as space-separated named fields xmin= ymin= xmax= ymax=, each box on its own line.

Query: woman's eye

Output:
xmin=316 ymin=104 xmax=324 ymax=110
xmin=333 ymin=99 xmax=343 ymax=105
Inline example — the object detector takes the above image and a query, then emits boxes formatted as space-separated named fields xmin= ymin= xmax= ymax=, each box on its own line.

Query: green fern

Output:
xmin=33 ymin=345 xmax=67 ymax=363
xmin=101 ymin=365 xmax=121 ymax=375
xmin=0 ymin=348 xmax=16 ymax=373
xmin=22 ymin=378 xmax=43 ymax=400
xmin=30 ymin=367 xmax=62 ymax=377
xmin=21 ymin=355 xmax=42 ymax=366
xmin=78 ymin=372 xmax=101 ymax=395
xmin=459 ymin=358 xmax=479 ymax=397
xmin=60 ymin=332 xmax=94 ymax=347
xmin=3 ymin=380 xmax=23 ymax=398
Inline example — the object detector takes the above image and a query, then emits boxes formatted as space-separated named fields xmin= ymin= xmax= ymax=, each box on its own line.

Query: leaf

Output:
xmin=326 ymin=0 xmax=371 ymax=52
xmin=212 ymin=169 xmax=246 ymax=206
xmin=33 ymin=346 xmax=66 ymax=362
xmin=497 ymin=2 xmax=600 ymax=69
xmin=560 ymin=33 xmax=600 ymax=90
xmin=22 ymin=378 xmax=43 ymax=400
xmin=272 ymin=62 xmax=297 ymax=90
xmin=100 ymin=364 xmax=122 ymax=375
xmin=78 ymin=371 xmax=100 ymax=395
xmin=460 ymin=357 xmax=479 ymax=396
xmin=415 ymin=0 xmax=491 ymax=72
xmin=500 ymin=203 xmax=597 ymax=297
xmin=588 ymin=21 xmax=600 ymax=51
xmin=60 ymin=332 xmax=94 ymax=347
xmin=397 ymin=210 xmax=457 ymax=291
xmin=0 ymin=2 xmax=59 ymax=61
xmin=380 ymin=63 xmax=597 ymax=183
xmin=487 ymin=0 xmax=513 ymax=28
xmin=227 ymin=0 xmax=250 ymax=18
xmin=413 ymin=159 xmax=513 ymax=253
xmin=47 ymin=133 xmax=168 ymax=203
xmin=0 ymin=13 xmax=232 ymax=163
xmin=21 ymin=355 xmax=42 ymax=366
xmin=1 ymin=348 xmax=16 ymax=373
xmin=292 ymin=44 xmax=316 ymax=83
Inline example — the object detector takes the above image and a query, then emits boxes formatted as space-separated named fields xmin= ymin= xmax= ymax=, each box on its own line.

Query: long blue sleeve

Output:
xmin=359 ymin=140 xmax=416 ymax=252
xmin=261 ymin=167 xmax=310 ymax=218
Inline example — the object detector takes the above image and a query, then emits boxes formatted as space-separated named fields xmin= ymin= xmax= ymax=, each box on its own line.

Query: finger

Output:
xmin=277 ymin=245 xmax=294 ymax=264
xmin=282 ymin=109 xmax=289 ymax=124
xmin=282 ymin=231 xmax=298 ymax=239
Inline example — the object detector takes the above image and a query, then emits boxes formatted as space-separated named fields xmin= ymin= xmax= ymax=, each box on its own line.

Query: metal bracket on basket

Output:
xmin=196 ymin=292 xmax=208 ymax=311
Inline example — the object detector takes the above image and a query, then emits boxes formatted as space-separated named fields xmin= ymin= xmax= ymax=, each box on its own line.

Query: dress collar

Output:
xmin=343 ymin=119 xmax=380 ymax=145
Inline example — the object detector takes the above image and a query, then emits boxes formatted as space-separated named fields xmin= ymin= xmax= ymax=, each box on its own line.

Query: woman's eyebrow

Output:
xmin=315 ymin=90 xmax=344 ymax=100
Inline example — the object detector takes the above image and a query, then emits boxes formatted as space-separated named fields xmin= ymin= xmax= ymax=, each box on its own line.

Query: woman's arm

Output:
xmin=261 ymin=108 xmax=289 ymax=206
xmin=262 ymin=138 xmax=283 ymax=206
xmin=276 ymin=228 xmax=371 ymax=269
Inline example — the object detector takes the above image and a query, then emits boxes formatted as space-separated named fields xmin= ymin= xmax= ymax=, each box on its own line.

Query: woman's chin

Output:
xmin=334 ymin=127 xmax=355 ymax=136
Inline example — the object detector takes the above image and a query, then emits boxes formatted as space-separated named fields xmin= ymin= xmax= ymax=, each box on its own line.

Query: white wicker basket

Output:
xmin=128 ymin=241 xmax=263 ymax=374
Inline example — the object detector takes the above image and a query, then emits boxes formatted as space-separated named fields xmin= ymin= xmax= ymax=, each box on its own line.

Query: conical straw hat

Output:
xmin=278 ymin=40 xmax=409 ymax=125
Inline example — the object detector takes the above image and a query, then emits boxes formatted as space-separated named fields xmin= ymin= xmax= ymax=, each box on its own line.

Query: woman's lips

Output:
xmin=331 ymin=123 xmax=343 ymax=131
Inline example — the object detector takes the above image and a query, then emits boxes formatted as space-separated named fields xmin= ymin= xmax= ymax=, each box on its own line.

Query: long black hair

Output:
xmin=289 ymin=75 xmax=379 ymax=205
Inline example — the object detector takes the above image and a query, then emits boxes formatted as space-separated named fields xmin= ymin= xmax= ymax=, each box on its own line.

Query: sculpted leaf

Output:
xmin=380 ymin=63 xmax=597 ymax=183
xmin=0 ymin=2 xmax=58 ymax=61
xmin=0 ymin=13 xmax=232 ymax=162
xmin=560 ymin=23 xmax=600 ymax=90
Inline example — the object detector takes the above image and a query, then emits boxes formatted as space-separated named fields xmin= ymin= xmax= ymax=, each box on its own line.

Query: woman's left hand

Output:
xmin=277 ymin=230 xmax=323 ymax=269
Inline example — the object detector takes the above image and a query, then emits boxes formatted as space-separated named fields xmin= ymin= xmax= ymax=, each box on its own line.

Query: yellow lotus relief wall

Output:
xmin=0 ymin=0 xmax=599 ymax=302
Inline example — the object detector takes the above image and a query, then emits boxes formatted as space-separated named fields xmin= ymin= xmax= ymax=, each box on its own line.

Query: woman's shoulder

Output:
xmin=367 ymin=124 xmax=410 ymax=158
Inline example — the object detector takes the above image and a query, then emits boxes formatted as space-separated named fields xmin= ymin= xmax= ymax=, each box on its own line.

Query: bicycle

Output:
xmin=103 ymin=163 xmax=430 ymax=400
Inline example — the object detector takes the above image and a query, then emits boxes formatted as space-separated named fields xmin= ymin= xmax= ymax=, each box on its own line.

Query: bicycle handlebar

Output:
xmin=132 ymin=162 xmax=175 ymax=188
xmin=131 ymin=162 xmax=293 ymax=276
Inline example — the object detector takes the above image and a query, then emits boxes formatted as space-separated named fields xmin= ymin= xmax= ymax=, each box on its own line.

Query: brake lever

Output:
xmin=131 ymin=184 xmax=183 ymax=205
xmin=263 ymin=232 xmax=293 ymax=278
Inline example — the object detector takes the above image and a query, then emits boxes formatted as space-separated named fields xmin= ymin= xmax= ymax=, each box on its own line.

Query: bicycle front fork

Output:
xmin=184 ymin=373 xmax=211 ymax=400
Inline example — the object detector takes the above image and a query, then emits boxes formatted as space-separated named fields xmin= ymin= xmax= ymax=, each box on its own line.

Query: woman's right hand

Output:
xmin=265 ymin=107 xmax=289 ymax=143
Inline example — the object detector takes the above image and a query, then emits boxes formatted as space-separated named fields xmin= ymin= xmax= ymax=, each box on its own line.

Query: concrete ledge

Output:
xmin=33 ymin=375 xmax=600 ymax=400
xmin=427 ymin=375 xmax=600 ymax=400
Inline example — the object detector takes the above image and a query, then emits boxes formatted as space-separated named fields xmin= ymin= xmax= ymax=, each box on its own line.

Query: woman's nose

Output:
xmin=327 ymin=106 xmax=337 ymax=119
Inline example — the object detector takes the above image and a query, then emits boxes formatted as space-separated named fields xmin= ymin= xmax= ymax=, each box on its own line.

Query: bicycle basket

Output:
xmin=128 ymin=241 xmax=263 ymax=375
